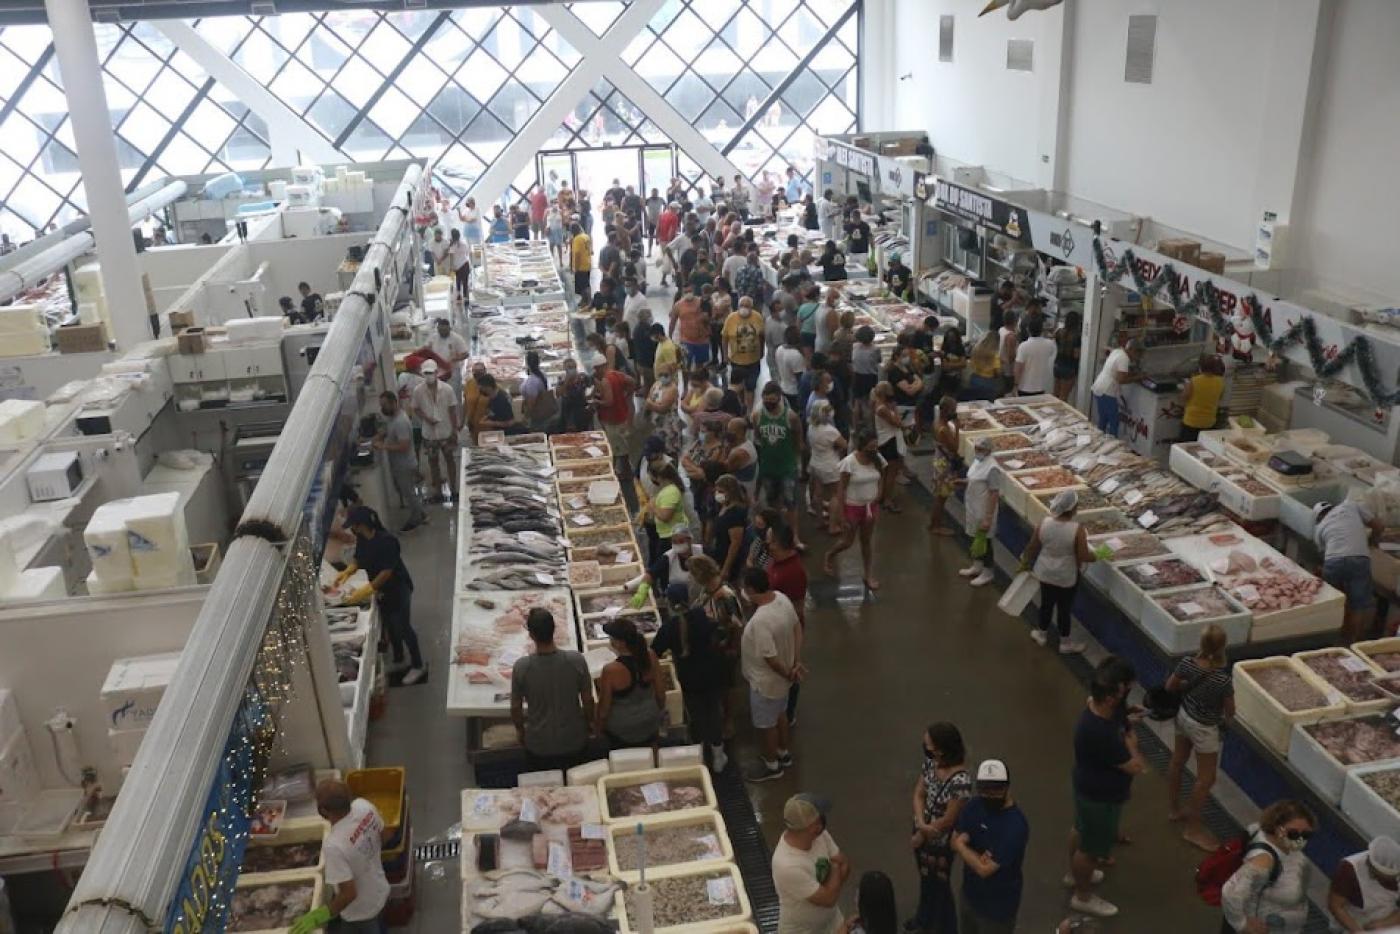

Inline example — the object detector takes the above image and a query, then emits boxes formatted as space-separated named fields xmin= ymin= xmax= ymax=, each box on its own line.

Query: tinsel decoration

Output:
xmin=254 ymin=533 xmax=317 ymax=715
xmin=1093 ymin=237 xmax=1400 ymax=408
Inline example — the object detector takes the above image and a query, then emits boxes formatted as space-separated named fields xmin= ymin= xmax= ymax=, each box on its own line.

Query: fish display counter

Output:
xmin=473 ymin=242 xmax=566 ymax=306
xmin=468 ymin=299 xmax=575 ymax=396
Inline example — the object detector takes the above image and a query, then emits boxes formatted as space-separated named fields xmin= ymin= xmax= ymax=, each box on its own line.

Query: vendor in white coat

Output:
xmin=291 ymin=779 xmax=390 ymax=933
xmin=1328 ymin=835 xmax=1400 ymax=933
xmin=957 ymin=437 xmax=1000 ymax=587
xmin=1312 ymin=499 xmax=1385 ymax=643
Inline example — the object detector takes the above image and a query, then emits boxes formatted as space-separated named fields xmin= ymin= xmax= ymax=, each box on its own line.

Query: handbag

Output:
xmin=1145 ymin=667 xmax=1212 ymax=721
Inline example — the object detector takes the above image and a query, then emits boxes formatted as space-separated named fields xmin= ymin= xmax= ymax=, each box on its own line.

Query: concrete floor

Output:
xmin=362 ymin=280 xmax=1226 ymax=932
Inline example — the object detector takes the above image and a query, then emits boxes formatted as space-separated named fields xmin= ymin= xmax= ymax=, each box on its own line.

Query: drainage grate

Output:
xmin=713 ymin=765 xmax=780 ymax=934
xmin=415 ymin=839 xmax=460 ymax=863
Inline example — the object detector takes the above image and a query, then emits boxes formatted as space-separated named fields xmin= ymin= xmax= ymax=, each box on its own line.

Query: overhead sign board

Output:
xmin=930 ymin=178 xmax=1031 ymax=245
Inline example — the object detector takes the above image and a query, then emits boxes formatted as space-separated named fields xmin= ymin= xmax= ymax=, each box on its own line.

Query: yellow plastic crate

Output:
xmin=347 ymin=766 xmax=405 ymax=832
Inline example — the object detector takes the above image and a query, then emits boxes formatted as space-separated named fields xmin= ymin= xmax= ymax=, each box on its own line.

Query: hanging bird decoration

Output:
xmin=979 ymin=0 xmax=1067 ymax=20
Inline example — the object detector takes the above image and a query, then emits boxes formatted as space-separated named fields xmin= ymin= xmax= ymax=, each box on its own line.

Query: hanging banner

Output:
xmin=1026 ymin=209 xmax=1095 ymax=269
xmin=820 ymin=138 xmax=875 ymax=178
xmin=930 ymin=179 xmax=1031 ymax=245
xmin=875 ymin=155 xmax=919 ymax=199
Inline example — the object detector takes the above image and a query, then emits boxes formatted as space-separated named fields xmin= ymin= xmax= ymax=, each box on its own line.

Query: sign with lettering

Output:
xmin=876 ymin=155 xmax=918 ymax=199
xmin=931 ymin=179 xmax=1031 ymax=244
xmin=821 ymin=139 xmax=875 ymax=178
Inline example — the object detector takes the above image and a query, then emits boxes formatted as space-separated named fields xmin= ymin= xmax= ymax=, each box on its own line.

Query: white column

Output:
xmin=45 ymin=0 xmax=149 ymax=350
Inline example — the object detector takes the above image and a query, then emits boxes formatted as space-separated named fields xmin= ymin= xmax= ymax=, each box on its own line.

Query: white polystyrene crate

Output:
xmin=1 ymin=566 xmax=65 ymax=603
xmin=1341 ymin=761 xmax=1400 ymax=842
xmin=1138 ymin=585 xmax=1251 ymax=656
xmin=658 ymin=745 xmax=703 ymax=769
xmin=1292 ymin=648 xmax=1390 ymax=715
xmin=1287 ymin=714 xmax=1400 ymax=804
xmin=608 ymin=748 xmax=655 ymax=774
xmin=614 ymin=862 xmax=750 ymax=934
xmin=84 ymin=500 xmax=136 ymax=583
xmin=566 ymin=759 xmax=610 ymax=787
xmin=516 ymin=769 xmax=563 ymax=788
xmin=1233 ymin=657 xmax=1345 ymax=755
xmin=598 ymin=765 xmax=716 ymax=824
xmin=1353 ymin=638 xmax=1400 ymax=675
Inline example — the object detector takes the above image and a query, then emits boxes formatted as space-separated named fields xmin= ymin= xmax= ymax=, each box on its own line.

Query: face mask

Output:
xmin=923 ymin=746 xmax=935 ymax=762
xmin=424 ymin=374 xmax=438 ymax=384
xmin=714 ymin=492 xmax=728 ymax=505
xmin=740 ymin=307 xmax=752 ymax=316
xmin=381 ymin=407 xmax=393 ymax=418
xmin=1280 ymin=835 xmax=1307 ymax=853
xmin=980 ymin=795 xmax=1007 ymax=813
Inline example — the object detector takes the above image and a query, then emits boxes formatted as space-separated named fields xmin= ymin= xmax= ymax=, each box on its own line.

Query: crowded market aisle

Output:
xmin=360 ymin=282 xmax=1237 ymax=933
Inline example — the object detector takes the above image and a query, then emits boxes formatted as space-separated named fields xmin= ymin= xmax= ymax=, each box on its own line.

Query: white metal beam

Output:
xmin=468 ymin=0 xmax=667 ymax=208
xmin=155 ymin=20 xmax=345 ymax=166
xmin=537 ymin=4 xmax=742 ymax=184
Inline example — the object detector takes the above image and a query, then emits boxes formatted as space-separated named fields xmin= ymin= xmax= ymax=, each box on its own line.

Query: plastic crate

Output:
xmin=615 ymin=862 xmax=751 ymax=934
xmin=1340 ymin=761 xmax=1400 ymax=842
xmin=606 ymin=809 xmax=733 ymax=882
xmin=1232 ymin=657 xmax=1345 ymax=755
xmin=1287 ymin=714 xmax=1400 ymax=804
xmin=347 ymin=767 xmax=405 ymax=833
xmin=238 ymin=817 xmax=328 ymax=880
xmin=1292 ymin=648 xmax=1390 ymax=714
xmin=229 ymin=871 xmax=323 ymax=934
xmin=598 ymin=765 xmax=717 ymax=824
xmin=381 ymin=797 xmax=411 ymax=865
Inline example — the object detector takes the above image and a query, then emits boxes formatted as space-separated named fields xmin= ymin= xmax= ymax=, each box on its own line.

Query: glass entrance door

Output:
xmin=536 ymin=145 xmax=676 ymax=206
xmin=640 ymin=145 xmax=674 ymax=200
xmin=538 ymin=151 xmax=574 ymax=201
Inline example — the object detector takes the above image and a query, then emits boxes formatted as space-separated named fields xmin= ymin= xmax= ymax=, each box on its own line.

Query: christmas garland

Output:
xmin=1093 ymin=238 xmax=1400 ymax=408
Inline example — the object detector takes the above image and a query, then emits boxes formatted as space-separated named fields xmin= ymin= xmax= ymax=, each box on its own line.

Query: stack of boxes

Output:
xmin=0 ymin=304 xmax=51 ymax=358
xmin=0 ymin=530 xmax=65 ymax=605
xmin=73 ymin=262 xmax=114 ymax=345
xmin=347 ymin=767 xmax=415 ymax=924
xmin=83 ymin=492 xmax=197 ymax=594
xmin=100 ymin=651 xmax=180 ymax=775
xmin=0 ymin=689 xmax=40 ymax=811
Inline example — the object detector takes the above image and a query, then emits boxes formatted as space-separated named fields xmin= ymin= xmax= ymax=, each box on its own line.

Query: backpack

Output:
xmin=1196 ymin=837 xmax=1280 ymax=907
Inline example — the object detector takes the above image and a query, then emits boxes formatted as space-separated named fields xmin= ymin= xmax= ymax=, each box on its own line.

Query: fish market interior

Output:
xmin=2 ymin=1 xmax=1400 ymax=932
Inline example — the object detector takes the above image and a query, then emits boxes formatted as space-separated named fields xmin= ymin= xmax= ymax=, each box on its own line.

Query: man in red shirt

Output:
xmin=655 ymin=203 xmax=680 ymax=286
xmin=592 ymin=356 xmax=635 ymax=478
xmin=528 ymin=186 xmax=549 ymax=241
xmin=765 ymin=522 xmax=807 ymax=728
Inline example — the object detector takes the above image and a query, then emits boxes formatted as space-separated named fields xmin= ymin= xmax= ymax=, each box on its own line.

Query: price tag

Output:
xmin=569 ymin=496 xmax=587 ymax=509
xmin=697 ymin=833 xmax=724 ymax=859
xmin=1138 ymin=511 xmax=1159 ymax=528
xmin=1137 ymin=563 xmax=1159 ymax=577
xmin=1178 ymin=601 xmax=1205 ymax=617
xmin=706 ymin=877 xmax=738 ymax=905
xmin=1234 ymin=584 xmax=1260 ymax=603
xmin=535 ymin=572 xmax=555 ymax=585
xmin=584 ymin=445 xmax=606 ymax=458
xmin=472 ymin=793 xmax=494 ymax=817
xmin=536 ymin=467 xmax=557 ymax=478
xmin=1004 ymin=459 xmax=1025 ymax=470
xmin=1122 ymin=489 xmax=1144 ymax=506
xmin=1338 ymin=655 xmax=1372 ymax=673
xmin=1099 ymin=478 xmax=1122 ymax=494
xmin=571 ymin=515 xmax=595 ymax=526
xmin=1075 ymin=434 xmax=1092 ymax=447
xmin=581 ymin=823 xmax=607 ymax=840
xmin=616 ymin=549 xmax=633 ymax=564
xmin=640 ymin=781 xmax=670 ymax=806
xmin=1070 ymin=455 xmax=1094 ymax=471
xmin=563 ymin=878 xmax=594 ymax=906
xmin=519 ymin=797 xmax=539 ymax=824
xmin=548 ymin=841 xmax=573 ymax=878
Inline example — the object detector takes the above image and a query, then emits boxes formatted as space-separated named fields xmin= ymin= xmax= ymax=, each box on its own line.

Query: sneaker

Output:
xmin=970 ymin=570 xmax=995 ymax=587
xmin=778 ymin=751 xmax=794 ymax=768
xmin=399 ymin=666 xmax=428 ymax=686
xmin=1030 ymin=630 xmax=1048 ymax=647
xmin=710 ymin=746 xmax=729 ymax=774
xmin=744 ymin=762 xmax=785 ymax=783
xmin=1062 ymin=869 xmax=1105 ymax=887
xmin=1067 ymin=894 xmax=1118 ymax=918
xmin=1059 ymin=640 xmax=1085 ymax=655
xmin=958 ymin=564 xmax=981 ymax=578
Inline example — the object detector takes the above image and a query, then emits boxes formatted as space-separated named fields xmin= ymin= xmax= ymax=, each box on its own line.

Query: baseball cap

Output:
xmin=345 ymin=505 xmax=377 ymax=529
xmin=975 ymin=759 xmax=1010 ymax=785
xmin=1370 ymin=836 xmax=1400 ymax=877
xmin=419 ymin=359 xmax=439 ymax=375
xmin=782 ymin=793 xmax=832 ymax=831
xmin=642 ymin=435 xmax=667 ymax=457
xmin=1312 ymin=501 xmax=1334 ymax=520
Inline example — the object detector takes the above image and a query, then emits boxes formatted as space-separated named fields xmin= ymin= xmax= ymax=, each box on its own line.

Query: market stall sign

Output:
xmin=1025 ymin=209 xmax=1095 ymax=268
xmin=821 ymin=138 xmax=875 ymax=178
xmin=931 ymin=179 xmax=1031 ymax=244
xmin=876 ymin=154 xmax=920 ymax=200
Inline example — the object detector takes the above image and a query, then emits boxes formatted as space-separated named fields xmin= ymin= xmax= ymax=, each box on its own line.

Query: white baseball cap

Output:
xmin=419 ymin=360 xmax=439 ymax=375
xmin=975 ymin=759 xmax=1009 ymax=784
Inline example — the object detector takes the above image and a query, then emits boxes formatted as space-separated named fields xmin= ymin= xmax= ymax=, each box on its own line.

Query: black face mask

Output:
xmin=923 ymin=747 xmax=935 ymax=763
xmin=981 ymin=795 xmax=1007 ymax=813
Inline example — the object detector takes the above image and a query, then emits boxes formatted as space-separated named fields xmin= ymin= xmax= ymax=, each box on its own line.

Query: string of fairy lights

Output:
xmin=166 ymin=534 xmax=318 ymax=932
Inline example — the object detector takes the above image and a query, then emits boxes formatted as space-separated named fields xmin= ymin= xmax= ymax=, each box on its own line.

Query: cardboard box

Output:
xmin=879 ymin=139 xmax=920 ymax=156
xmin=0 ymin=729 xmax=40 ymax=805
xmin=1156 ymin=238 xmax=1201 ymax=264
xmin=101 ymin=651 xmax=182 ymax=731
xmin=1197 ymin=251 xmax=1226 ymax=274
xmin=168 ymin=310 xmax=196 ymax=332
xmin=177 ymin=327 xmax=206 ymax=355
xmin=55 ymin=322 xmax=109 ymax=354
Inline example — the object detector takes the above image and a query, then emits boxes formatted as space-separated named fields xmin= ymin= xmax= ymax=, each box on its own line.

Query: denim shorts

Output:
xmin=1323 ymin=555 xmax=1374 ymax=610
xmin=749 ymin=688 xmax=788 ymax=729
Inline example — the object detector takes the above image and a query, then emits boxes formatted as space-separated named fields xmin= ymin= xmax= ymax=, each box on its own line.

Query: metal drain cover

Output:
xmin=414 ymin=840 xmax=460 ymax=863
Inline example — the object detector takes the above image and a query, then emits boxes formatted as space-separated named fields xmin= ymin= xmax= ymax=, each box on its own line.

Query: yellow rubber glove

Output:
xmin=333 ymin=568 xmax=352 ymax=588
xmin=343 ymin=584 xmax=375 ymax=605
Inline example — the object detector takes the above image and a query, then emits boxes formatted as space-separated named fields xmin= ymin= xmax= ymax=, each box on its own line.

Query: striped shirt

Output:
xmin=1173 ymin=657 xmax=1233 ymax=726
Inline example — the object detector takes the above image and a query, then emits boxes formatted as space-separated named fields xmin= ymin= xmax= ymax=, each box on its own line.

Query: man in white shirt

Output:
xmin=1090 ymin=336 xmax=1143 ymax=436
xmin=693 ymin=189 xmax=714 ymax=225
xmin=420 ymin=317 xmax=469 ymax=390
xmin=730 ymin=173 xmax=751 ymax=217
xmin=722 ymin=244 xmax=748 ymax=289
xmin=740 ymin=566 xmax=803 ymax=782
xmin=1313 ymin=499 xmax=1385 ymax=642
xmin=447 ymin=229 xmax=471 ymax=307
xmin=772 ymin=793 xmax=849 ymax=934
xmin=427 ymin=227 xmax=450 ymax=274
xmin=1013 ymin=316 xmax=1058 ymax=395
xmin=411 ymin=360 xmax=459 ymax=503
xmin=291 ymin=779 xmax=389 ymax=933
xmin=815 ymin=189 xmax=836 ymax=241
xmin=622 ymin=278 xmax=649 ymax=333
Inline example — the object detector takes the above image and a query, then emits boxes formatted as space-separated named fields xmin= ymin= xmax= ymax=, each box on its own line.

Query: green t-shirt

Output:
xmin=653 ymin=483 xmax=686 ymax=538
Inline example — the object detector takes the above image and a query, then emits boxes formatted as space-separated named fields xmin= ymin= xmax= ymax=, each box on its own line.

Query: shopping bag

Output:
xmin=997 ymin=571 xmax=1037 ymax=616
xmin=969 ymin=530 xmax=989 ymax=559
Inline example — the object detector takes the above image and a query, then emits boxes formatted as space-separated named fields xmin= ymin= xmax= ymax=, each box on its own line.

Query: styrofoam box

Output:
xmin=516 ymin=769 xmax=563 ymax=788
xmin=1340 ymin=761 xmax=1400 ymax=842
xmin=609 ymin=748 xmax=655 ymax=774
xmin=1233 ymin=657 xmax=1345 ymax=755
xmin=0 ymin=729 xmax=40 ymax=805
xmin=1138 ymin=584 xmax=1251 ymax=655
xmin=231 ymin=871 xmax=324 ymax=934
xmin=2 ymin=566 xmax=65 ymax=603
xmin=1292 ymin=648 xmax=1390 ymax=715
xmin=598 ymin=765 xmax=717 ymax=824
xmin=606 ymin=809 xmax=732 ymax=882
xmin=123 ymin=492 xmax=193 ymax=582
xmin=85 ymin=499 xmax=138 ymax=582
xmin=107 ymin=726 xmax=147 ymax=766
xmin=566 ymin=759 xmax=610 ymax=787
xmin=1354 ymin=637 xmax=1400 ymax=674
xmin=0 ymin=330 xmax=50 ymax=358
xmin=0 ymin=691 xmax=19 ymax=742
xmin=239 ymin=817 xmax=329 ymax=880
xmin=0 ymin=305 xmax=44 ymax=334
xmin=614 ymin=862 xmax=751 ymax=934
xmin=1288 ymin=714 xmax=1400 ymax=804
xmin=101 ymin=651 xmax=182 ymax=731
xmin=658 ymin=745 xmax=703 ymax=769
xmin=0 ymin=399 xmax=45 ymax=442
xmin=224 ymin=317 xmax=284 ymax=344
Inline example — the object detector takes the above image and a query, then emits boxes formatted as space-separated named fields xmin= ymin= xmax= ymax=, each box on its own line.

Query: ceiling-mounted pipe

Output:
xmin=0 ymin=177 xmax=179 ymax=276
xmin=0 ymin=179 xmax=187 ymax=307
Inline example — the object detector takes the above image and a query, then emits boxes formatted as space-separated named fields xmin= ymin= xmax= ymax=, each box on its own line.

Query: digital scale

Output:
xmin=1267 ymin=449 xmax=1314 ymax=476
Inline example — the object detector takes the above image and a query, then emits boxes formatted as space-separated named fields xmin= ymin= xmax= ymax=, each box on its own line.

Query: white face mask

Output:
xmin=739 ymin=307 xmax=752 ymax=317
xmin=424 ymin=373 xmax=438 ymax=384
xmin=714 ymin=492 xmax=728 ymax=505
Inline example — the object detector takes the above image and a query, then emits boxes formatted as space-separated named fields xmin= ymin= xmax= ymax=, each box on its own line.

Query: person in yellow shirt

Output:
xmin=651 ymin=323 xmax=679 ymax=378
xmin=570 ymin=223 xmax=592 ymax=304
xmin=1179 ymin=354 xmax=1225 ymax=443
xmin=967 ymin=331 xmax=1002 ymax=400
xmin=462 ymin=361 xmax=491 ymax=442
xmin=721 ymin=296 xmax=765 ymax=410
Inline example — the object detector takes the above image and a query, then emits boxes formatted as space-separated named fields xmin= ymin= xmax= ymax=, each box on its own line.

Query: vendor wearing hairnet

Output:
xmin=1328 ymin=835 xmax=1400 ymax=932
